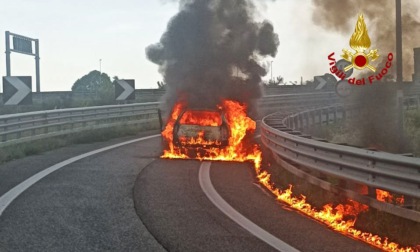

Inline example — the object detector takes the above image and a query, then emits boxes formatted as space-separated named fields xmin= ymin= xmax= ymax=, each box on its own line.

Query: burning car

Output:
xmin=173 ymin=108 xmax=229 ymax=148
xmin=161 ymin=99 xmax=258 ymax=161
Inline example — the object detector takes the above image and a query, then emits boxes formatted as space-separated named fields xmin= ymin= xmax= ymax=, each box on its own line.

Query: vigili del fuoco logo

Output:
xmin=327 ymin=13 xmax=394 ymax=85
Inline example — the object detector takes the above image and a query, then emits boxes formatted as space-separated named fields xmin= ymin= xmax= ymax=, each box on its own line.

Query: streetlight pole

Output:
xmin=396 ymin=0 xmax=402 ymax=86
xmin=97 ymin=59 xmax=102 ymax=99
xmin=395 ymin=0 xmax=404 ymax=151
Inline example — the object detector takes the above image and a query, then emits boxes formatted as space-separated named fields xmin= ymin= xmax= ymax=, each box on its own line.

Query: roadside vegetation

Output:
xmin=0 ymin=121 xmax=160 ymax=165
xmin=305 ymin=109 xmax=420 ymax=157
xmin=404 ymin=110 xmax=420 ymax=156
xmin=0 ymin=70 xmax=120 ymax=116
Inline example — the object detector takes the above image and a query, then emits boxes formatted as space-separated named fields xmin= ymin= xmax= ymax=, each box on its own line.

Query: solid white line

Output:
xmin=198 ymin=162 xmax=300 ymax=252
xmin=0 ymin=134 xmax=160 ymax=216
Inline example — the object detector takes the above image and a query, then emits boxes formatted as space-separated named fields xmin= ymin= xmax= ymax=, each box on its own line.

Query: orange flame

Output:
xmin=376 ymin=189 xmax=405 ymax=205
xmin=179 ymin=110 xmax=222 ymax=126
xmin=161 ymin=100 xmax=417 ymax=251
xmin=161 ymin=99 xmax=262 ymax=167
xmin=255 ymin=169 xmax=418 ymax=252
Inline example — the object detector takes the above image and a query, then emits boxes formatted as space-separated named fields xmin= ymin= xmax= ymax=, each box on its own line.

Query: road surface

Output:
xmin=0 ymin=132 xmax=377 ymax=251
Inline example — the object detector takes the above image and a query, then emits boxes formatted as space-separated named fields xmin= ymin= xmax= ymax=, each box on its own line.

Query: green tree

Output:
xmin=71 ymin=70 xmax=114 ymax=104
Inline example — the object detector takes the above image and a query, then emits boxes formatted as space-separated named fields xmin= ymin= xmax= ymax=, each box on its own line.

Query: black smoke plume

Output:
xmin=146 ymin=0 xmax=279 ymax=115
xmin=311 ymin=0 xmax=420 ymax=152
xmin=312 ymin=0 xmax=420 ymax=80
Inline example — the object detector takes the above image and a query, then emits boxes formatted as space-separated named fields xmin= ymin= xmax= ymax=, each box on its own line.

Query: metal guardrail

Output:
xmin=261 ymin=103 xmax=420 ymax=199
xmin=0 ymin=92 xmax=339 ymax=148
xmin=0 ymin=102 xmax=160 ymax=147
xmin=259 ymin=92 xmax=338 ymax=106
xmin=1 ymin=90 xmax=420 ymax=215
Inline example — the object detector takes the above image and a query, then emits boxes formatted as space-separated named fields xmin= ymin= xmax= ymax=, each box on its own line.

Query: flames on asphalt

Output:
xmin=161 ymin=101 xmax=417 ymax=252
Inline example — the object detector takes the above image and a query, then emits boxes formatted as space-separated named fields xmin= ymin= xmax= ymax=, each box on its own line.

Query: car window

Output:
xmin=179 ymin=110 xmax=222 ymax=126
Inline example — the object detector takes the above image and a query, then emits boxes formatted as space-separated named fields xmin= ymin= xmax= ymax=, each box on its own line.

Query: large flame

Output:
xmin=161 ymin=99 xmax=262 ymax=166
xmin=255 ymin=168 xmax=418 ymax=251
xmin=179 ymin=110 xmax=222 ymax=126
xmin=350 ymin=13 xmax=371 ymax=53
xmin=161 ymin=100 xmax=417 ymax=251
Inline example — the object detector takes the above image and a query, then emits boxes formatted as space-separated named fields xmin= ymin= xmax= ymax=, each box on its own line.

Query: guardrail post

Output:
xmin=43 ymin=113 xmax=49 ymax=134
xmin=298 ymin=114 xmax=303 ymax=129
xmin=367 ymin=187 xmax=376 ymax=198
xmin=310 ymin=111 xmax=314 ymax=125
xmin=342 ymin=107 xmax=347 ymax=120
xmin=318 ymin=110 xmax=322 ymax=125
xmin=333 ymin=107 xmax=337 ymax=123
xmin=325 ymin=108 xmax=330 ymax=125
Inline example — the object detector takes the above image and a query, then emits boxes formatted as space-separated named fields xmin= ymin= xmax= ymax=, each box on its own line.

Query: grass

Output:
xmin=405 ymin=110 xmax=420 ymax=156
xmin=0 ymin=120 xmax=160 ymax=165
xmin=306 ymin=109 xmax=420 ymax=157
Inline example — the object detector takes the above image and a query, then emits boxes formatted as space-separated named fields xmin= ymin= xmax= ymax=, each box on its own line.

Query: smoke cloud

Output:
xmin=312 ymin=0 xmax=420 ymax=80
xmin=147 ymin=0 xmax=279 ymax=115
xmin=311 ymin=0 xmax=420 ymax=152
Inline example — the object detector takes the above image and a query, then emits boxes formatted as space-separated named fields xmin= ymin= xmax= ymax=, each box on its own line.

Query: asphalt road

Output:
xmin=0 ymin=132 xmax=378 ymax=251
xmin=135 ymin=159 xmax=377 ymax=252
xmin=0 ymin=131 xmax=164 ymax=252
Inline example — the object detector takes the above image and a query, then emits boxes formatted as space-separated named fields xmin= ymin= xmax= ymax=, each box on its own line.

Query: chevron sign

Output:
xmin=115 ymin=79 xmax=135 ymax=101
xmin=2 ymin=76 xmax=32 ymax=105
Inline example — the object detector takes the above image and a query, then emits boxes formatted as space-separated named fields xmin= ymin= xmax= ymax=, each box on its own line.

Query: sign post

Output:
xmin=4 ymin=31 xmax=40 ymax=92
xmin=5 ymin=31 xmax=11 ymax=76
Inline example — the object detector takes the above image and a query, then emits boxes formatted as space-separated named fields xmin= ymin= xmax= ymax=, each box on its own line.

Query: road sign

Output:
xmin=2 ymin=76 xmax=32 ymax=105
xmin=314 ymin=74 xmax=336 ymax=90
xmin=12 ymin=36 xmax=33 ymax=54
xmin=5 ymin=31 xmax=40 ymax=92
xmin=115 ymin=79 xmax=135 ymax=101
xmin=335 ymin=59 xmax=354 ymax=79
xmin=336 ymin=80 xmax=352 ymax=97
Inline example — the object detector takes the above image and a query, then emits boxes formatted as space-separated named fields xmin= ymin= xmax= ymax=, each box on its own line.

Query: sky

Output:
xmin=1 ymin=0 xmax=352 ymax=91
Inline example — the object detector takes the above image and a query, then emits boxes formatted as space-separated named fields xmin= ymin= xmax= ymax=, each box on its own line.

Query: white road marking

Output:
xmin=198 ymin=162 xmax=300 ymax=252
xmin=0 ymin=134 xmax=160 ymax=216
